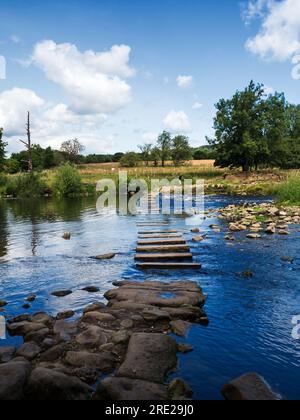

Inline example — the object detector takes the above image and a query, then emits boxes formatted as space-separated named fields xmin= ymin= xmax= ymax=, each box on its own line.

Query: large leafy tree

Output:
xmin=0 ymin=127 xmax=7 ymax=172
xmin=171 ymin=135 xmax=192 ymax=166
xmin=211 ymin=81 xmax=268 ymax=171
xmin=157 ymin=131 xmax=172 ymax=167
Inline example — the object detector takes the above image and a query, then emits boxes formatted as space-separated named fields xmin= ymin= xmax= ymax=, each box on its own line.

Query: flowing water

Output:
xmin=0 ymin=196 xmax=300 ymax=400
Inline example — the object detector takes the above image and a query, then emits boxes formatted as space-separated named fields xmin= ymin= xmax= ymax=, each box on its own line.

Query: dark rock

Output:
xmin=53 ymin=320 xmax=78 ymax=336
xmin=26 ymin=294 xmax=36 ymax=303
xmin=62 ymin=232 xmax=71 ymax=240
xmin=51 ymin=290 xmax=72 ymax=298
xmin=0 ymin=300 xmax=7 ymax=308
xmin=83 ymin=302 xmax=106 ymax=314
xmin=112 ymin=330 xmax=131 ymax=345
xmin=221 ymin=373 xmax=280 ymax=401
xmin=95 ymin=253 xmax=116 ymax=260
xmin=75 ymin=326 xmax=108 ymax=348
xmin=178 ymin=343 xmax=194 ymax=354
xmin=26 ymin=368 xmax=92 ymax=400
xmin=82 ymin=311 xmax=115 ymax=324
xmin=23 ymin=304 xmax=31 ymax=310
xmin=24 ymin=328 xmax=50 ymax=344
xmin=65 ymin=351 xmax=115 ymax=372
xmin=94 ymin=377 xmax=168 ymax=401
xmin=142 ymin=308 xmax=171 ymax=322
xmin=57 ymin=311 xmax=75 ymax=320
xmin=82 ymin=286 xmax=100 ymax=293
xmin=0 ymin=346 xmax=16 ymax=363
xmin=31 ymin=312 xmax=53 ymax=325
xmin=10 ymin=314 xmax=30 ymax=323
xmin=16 ymin=342 xmax=41 ymax=361
xmin=7 ymin=321 xmax=46 ymax=337
xmin=281 ymin=256 xmax=294 ymax=263
xmin=170 ymin=320 xmax=192 ymax=337
xmin=168 ymin=379 xmax=193 ymax=400
xmin=120 ymin=319 xmax=134 ymax=329
xmin=0 ymin=361 xmax=30 ymax=400
xmin=117 ymin=333 xmax=177 ymax=384
xmin=40 ymin=344 xmax=67 ymax=362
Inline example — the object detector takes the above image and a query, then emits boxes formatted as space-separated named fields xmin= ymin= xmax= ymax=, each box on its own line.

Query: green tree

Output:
xmin=0 ymin=128 xmax=7 ymax=171
xmin=119 ymin=152 xmax=141 ymax=168
xmin=211 ymin=81 xmax=267 ymax=171
xmin=53 ymin=164 xmax=82 ymax=196
xmin=61 ymin=139 xmax=85 ymax=163
xmin=138 ymin=143 xmax=153 ymax=166
xmin=150 ymin=147 xmax=161 ymax=167
xmin=171 ymin=135 xmax=192 ymax=166
xmin=157 ymin=131 xmax=172 ymax=167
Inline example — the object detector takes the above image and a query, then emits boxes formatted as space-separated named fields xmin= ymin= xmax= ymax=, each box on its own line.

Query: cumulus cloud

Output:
xmin=163 ymin=110 xmax=191 ymax=133
xmin=0 ymin=88 xmax=44 ymax=136
xmin=176 ymin=75 xmax=193 ymax=89
xmin=244 ymin=0 xmax=300 ymax=61
xmin=0 ymin=87 xmax=113 ymax=154
xmin=32 ymin=40 xmax=135 ymax=114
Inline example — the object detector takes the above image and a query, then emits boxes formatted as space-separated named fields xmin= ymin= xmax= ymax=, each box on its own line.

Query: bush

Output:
xmin=276 ymin=174 xmax=300 ymax=205
xmin=4 ymin=173 xmax=46 ymax=198
xmin=120 ymin=152 xmax=141 ymax=168
xmin=53 ymin=164 xmax=82 ymax=196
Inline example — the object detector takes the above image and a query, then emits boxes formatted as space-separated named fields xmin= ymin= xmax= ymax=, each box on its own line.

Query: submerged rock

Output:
xmin=0 ymin=300 xmax=7 ymax=308
xmin=57 ymin=311 xmax=75 ymax=320
xmin=178 ymin=343 xmax=194 ymax=354
xmin=170 ymin=320 xmax=192 ymax=337
xmin=221 ymin=372 xmax=280 ymax=401
xmin=168 ymin=379 xmax=193 ymax=400
xmin=95 ymin=253 xmax=116 ymax=260
xmin=51 ymin=290 xmax=72 ymax=298
xmin=82 ymin=286 xmax=100 ymax=293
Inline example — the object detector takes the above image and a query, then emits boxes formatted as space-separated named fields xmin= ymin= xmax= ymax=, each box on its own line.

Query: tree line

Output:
xmin=210 ymin=81 xmax=300 ymax=171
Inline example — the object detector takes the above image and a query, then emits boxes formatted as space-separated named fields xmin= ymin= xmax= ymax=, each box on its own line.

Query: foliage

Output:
xmin=157 ymin=131 xmax=172 ymax=167
xmin=138 ymin=143 xmax=153 ymax=166
xmin=119 ymin=152 xmax=141 ymax=168
xmin=4 ymin=173 xmax=46 ymax=198
xmin=171 ymin=135 xmax=192 ymax=166
xmin=0 ymin=127 xmax=7 ymax=171
xmin=275 ymin=174 xmax=300 ymax=204
xmin=61 ymin=139 xmax=85 ymax=163
xmin=211 ymin=81 xmax=300 ymax=171
xmin=53 ymin=164 xmax=83 ymax=196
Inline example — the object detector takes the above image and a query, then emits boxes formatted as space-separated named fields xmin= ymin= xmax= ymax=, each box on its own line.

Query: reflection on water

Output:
xmin=0 ymin=196 xmax=300 ymax=400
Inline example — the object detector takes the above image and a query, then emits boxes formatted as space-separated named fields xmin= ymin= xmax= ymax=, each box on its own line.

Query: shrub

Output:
xmin=4 ymin=173 xmax=45 ymax=198
xmin=53 ymin=164 xmax=82 ymax=196
xmin=275 ymin=174 xmax=300 ymax=205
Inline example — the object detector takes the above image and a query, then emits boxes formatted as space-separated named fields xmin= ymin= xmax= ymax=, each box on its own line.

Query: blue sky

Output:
xmin=0 ymin=0 xmax=299 ymax=154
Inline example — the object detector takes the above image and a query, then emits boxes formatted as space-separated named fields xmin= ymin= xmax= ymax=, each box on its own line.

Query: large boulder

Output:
xmin=117 ymin=333 xmax=177 ymax=384
xmin=7 ymin=321 xmax=46 ymax=337
xmin=0 ymin=346 xmax=16 ymax=363
xmin=221 ymin=373 xmax=280 ymax=401
xmin=26 ymin=368 xmax=92 ymax=400
xmin=0 ymin=361 xmax=31 ymax=400
xmin=16 ymin=342 xmax=41 ymax=361
xmin=94 ymin=377 xmax=168 ymax=401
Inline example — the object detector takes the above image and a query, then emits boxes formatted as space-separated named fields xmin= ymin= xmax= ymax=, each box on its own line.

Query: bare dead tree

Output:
xmin=19 ymin=111 xmax=33 ymax=173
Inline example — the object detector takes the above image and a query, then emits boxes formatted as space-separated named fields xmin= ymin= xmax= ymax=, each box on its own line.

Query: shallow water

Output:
xmin=0 ymin=195 xmax=300 ymax=400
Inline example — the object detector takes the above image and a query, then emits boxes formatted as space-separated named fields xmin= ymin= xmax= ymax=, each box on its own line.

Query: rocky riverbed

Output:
xmin=0 ymin=280 xmax=208 ymax=400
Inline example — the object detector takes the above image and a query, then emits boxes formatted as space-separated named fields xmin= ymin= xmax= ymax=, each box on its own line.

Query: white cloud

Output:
xmin=32 ymin=40 xmax=135 ymax=114
xmin=163 ymin=110 xmax=192 ymax=133
xmin=176 ymin=75 xmax=193 ymax=89
xmin=192 ymin=102 xmax=203 ymax=110
xmin=244 ymin=0 xmax=300 ymax=61
xmin=0 ymin=88 xmax=44 ymax=136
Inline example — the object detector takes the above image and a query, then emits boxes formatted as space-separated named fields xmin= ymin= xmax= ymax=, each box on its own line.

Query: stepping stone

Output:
xmin=138 ymin=239 xmax=186 ymax=245
xmin=137 ymin=262 xmax=201 ymax=270
xmin=136 ymin=245 xmax=190 ymax=253
xmin=135 ymin=253 xmax=193 ymax=261
xmin=139 ymin=234 xmax=183 ymax=239
xmin=138 ymin=230 xmax=178 ymax=235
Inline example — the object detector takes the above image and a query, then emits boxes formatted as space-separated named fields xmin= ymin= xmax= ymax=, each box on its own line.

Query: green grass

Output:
xmin=275 ymin=174 xmax=300 ymax=205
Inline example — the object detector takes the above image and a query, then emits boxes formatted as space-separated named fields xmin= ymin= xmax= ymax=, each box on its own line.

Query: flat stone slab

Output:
xmin=105 ymin=282 xmax=205 ymax=308
xmin=137 ymin=262 xmax=201 ymax=270
xmin=135 ymin=253 xmax=193 ymax=261
xmin=138 ymin=238 xmax=186 ymax=245
xmin=94 ymin=377 xmax=168 ymax=400
xmin=138 ymin=230 xmax=178 ymax=235
xmin=136 ymin=245 xmax=190 ymax=253
xmin=117 ymin=333 xmax=178 ymax=383
xmin=221 ymin=373 xmax=280 ymax=401
xmin=139 ymin=234 xmax=183 ymax=239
